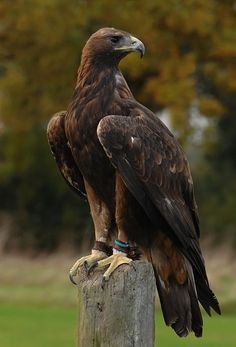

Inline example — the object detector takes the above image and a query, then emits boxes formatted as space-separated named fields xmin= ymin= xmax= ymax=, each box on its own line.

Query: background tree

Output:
xmin=0 ymin=0 xmax=235 ymax=251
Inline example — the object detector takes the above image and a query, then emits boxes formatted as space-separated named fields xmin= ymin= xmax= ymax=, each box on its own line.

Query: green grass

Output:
xmin=0 ymin=303 xmax=76 ymax=347
xmin=0 ymin=254 xmax=235 ymax=346
xmin=0 ymin=303 xmax=235 ymax=347
xmin=156 ymin=314 xmax=236 ymax=347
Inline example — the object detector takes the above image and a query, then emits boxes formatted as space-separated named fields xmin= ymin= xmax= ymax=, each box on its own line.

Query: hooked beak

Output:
xmin=115 ymin=35 xmax=145 ymax=58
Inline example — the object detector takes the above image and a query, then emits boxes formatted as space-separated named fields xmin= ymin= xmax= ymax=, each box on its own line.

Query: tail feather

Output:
xmin=193 ymin=271 xmax=221 ymax=316
xmin=153 ymin=263 xmax=203 ymax=337
xmin=148 ymin=233 xmax=220 ymax=338
xmin=185 ymin=260 xmax=203 ymax=337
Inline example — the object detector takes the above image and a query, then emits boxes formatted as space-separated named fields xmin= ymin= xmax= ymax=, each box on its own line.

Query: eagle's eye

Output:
xmin=110 ymin=35 xmax=122 ymax=44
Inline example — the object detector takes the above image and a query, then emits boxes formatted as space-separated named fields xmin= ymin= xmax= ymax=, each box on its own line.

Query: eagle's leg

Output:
xmin=69 ymin=181 xmax=113 ymax=283
xmin=91 ymin=175 xmax=137 ymax=282
xmin=90 ymin=234 xmax=133 ymax=282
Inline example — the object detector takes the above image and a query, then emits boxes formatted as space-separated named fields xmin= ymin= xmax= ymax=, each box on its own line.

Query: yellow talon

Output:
xmin=69 ymin=251 xmax=107 ymax=284
xmin=96 ymin=253 xmax=132 ymax=282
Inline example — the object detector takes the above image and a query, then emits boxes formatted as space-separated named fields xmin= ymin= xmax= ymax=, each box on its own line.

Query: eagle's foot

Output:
xmin=69 ymin=250 xmax=107 ymax=284
xmin=94 ymin=253 xmax=132 ymax=284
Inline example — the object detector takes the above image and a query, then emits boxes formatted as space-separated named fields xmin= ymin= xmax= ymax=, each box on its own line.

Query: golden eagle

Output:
xmin=47 ymin=28 xmax=220 ymax=337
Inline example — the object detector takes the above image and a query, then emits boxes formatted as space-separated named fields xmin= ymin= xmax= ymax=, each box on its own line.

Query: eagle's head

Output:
xmin=82 ymin=27 xmax=145 ymax=65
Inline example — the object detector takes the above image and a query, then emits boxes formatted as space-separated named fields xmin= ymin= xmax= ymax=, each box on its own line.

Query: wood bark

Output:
xmin=77 ymin=260 xmax=156 ymax=347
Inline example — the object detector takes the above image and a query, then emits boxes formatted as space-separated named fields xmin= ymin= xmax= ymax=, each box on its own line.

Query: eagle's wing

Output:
xmin=97 ymin=110 xmax=220 ymax=316
xmin=47 ymin=111 xmax=86 ymax=200
xmin=97 ymin=111 xmax=200 ymax=250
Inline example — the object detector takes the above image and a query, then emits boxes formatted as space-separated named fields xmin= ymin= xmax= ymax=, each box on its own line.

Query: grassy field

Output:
xmin=0 ymin=304 xmax=76 ymax=347
xmin=0 ymin=303 xmax=235 ymax=347
xmin=0 ymin=252 xmax=235 ymax=346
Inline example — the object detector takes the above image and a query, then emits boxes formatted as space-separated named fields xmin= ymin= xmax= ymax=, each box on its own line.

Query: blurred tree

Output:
xmin=0 ymin=0 xmax=235 ymax=250
xmin=193 ymin=0 xmax=236 ymax=240
xmin=0 ymin=0 xmax=91 ymax=251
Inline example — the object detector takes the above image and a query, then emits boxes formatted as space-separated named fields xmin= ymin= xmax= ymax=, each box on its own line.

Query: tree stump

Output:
xmin=77 ymin=260 xmax=156 ymax=347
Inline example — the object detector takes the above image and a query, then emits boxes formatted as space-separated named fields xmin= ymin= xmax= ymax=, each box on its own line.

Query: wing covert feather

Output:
xmin=47 ymin=111 xmax=86 ymax=200
xmin=97 ymin=112 xmax=204 ymax=275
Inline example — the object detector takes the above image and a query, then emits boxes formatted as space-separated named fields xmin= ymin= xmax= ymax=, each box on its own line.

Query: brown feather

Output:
xmin=47 ymin=111 xmax=86 ymax=199
xmin=47 ymin=28 xmax=220 ymax=338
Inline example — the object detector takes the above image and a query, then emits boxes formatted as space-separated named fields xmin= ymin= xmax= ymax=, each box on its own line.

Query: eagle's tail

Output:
xmin=193 ymin=270 xmax=221 ymax=317
xmin=149 ymin=247 xmax=203 ymax=337
xmin=154 ymin=262 xmax=203 ymax=337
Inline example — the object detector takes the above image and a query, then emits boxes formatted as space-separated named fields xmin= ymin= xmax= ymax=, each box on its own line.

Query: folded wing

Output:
xmin=47 ymin=111 xmax=86 ymax=200
xmin=97 ymin=110 xmax=220 ymax=317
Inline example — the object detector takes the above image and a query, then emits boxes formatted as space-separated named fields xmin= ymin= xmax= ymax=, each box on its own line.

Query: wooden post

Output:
xmin=77 ymin=260 xmax=156 ymax=347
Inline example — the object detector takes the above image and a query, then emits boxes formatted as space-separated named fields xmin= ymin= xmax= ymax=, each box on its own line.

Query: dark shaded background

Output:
xmin=0 ymin=0 xmax=236 ymax=253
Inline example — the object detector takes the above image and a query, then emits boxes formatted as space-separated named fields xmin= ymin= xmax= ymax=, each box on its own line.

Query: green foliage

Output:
xmin=0 ymin=0 xmax=236 ymax=250
xmin=0 ymin=128 xmax=90 ymax=250
xmin=195 ymin=162 xmax=236 ymax=241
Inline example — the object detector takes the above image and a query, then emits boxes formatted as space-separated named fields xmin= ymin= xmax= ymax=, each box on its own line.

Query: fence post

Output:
xmin=76 ymin=260 xmax=156 ymax=347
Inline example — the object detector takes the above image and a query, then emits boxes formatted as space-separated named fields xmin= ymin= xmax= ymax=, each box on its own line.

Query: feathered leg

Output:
xmin=90 ymin=175 xmax=138 ymax=282
xmin=69 ymin=181 xmax=113 ymax=283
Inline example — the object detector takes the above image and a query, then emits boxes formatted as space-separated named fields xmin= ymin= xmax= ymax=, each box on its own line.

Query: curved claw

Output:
xmin=69 ymin=272 xmax=78 ymax=285
xmin=101 ymin=276 xmax=107 ymax=290
xmin=86 ymin=261 xmax=98 ymax=275
xmin=69 ymin=252 xmax=109 ymax=285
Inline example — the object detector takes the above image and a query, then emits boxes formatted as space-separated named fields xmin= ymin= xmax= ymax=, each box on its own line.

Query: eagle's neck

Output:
xmin=77 ymin=54 xmax=117 ymax=86
xmin=75 ymin=56 xmax=132 ymax=104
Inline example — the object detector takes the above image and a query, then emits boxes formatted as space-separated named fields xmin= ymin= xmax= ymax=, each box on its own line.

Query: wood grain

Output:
xmin=77 ymin=261 xmax=156 ymax=347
